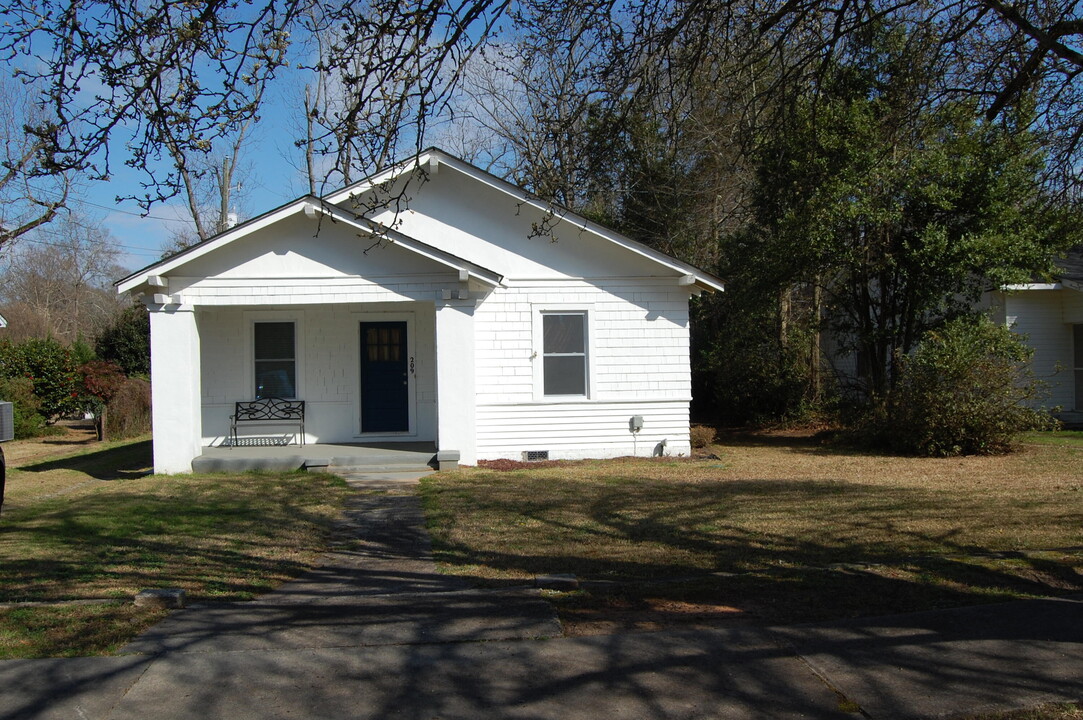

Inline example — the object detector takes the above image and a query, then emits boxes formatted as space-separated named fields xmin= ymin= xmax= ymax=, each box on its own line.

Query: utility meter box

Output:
xmin=0 ymin=402 xmax=13 ymax=443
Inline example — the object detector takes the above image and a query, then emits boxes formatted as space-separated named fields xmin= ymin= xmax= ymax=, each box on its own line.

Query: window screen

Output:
xmin=254 ymin=322 xmax=296 ymax=399
xmin=542 ymin=313 xmax=587 ymax=396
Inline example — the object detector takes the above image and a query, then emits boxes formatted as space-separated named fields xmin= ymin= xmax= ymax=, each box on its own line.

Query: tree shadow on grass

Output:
xmin=423 ymin=477 xmax=1083 ymax=624
xmin=17 ymin=440 xmax=153 ymax=480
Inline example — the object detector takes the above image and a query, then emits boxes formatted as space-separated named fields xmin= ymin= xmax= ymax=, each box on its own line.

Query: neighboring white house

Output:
xmin=117 ymin=149 xmax=724 ymax=473
xmin=989 ymin=249 xmax=1083 ymax=422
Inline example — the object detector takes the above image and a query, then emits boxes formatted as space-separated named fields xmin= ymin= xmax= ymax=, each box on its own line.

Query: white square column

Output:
xmin=434 ymin=300 xmax=477 ymax=465
xmin=149 ymin=307 xmax=202 ymax=473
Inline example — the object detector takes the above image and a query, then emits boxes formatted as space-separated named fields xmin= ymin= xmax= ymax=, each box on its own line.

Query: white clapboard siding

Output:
xmin=473 ymin=280 xmax=690 ymax=412
xmin=1002 ymin=290 xmax=1074 ymax=410
xmin=476 ymin=400 xmax=691 ymax=460
xmin=474 ymin=276 xmax=692 ymax=460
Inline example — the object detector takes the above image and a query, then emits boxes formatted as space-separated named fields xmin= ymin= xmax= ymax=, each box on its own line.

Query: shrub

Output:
xmin=104 ymin=378 xmax=151 ymax=440
xmin=79 ymin=361 xmax=127 ymax=440
xmin=0 ymin=376 xmax=47 ymax=438
xmin=95 ymin=305 xmax=149 ymax=377
xmin=877 ymin=316 xmax=1053 ymax=456
xmin=0 ymin=338 xmax=81 ymax=421
xmin=689 ymin=425 xmax=717 ymax=448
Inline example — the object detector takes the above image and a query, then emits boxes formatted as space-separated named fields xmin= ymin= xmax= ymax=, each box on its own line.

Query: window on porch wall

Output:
xmin=254 ymin=322 xmax=296 ymax=399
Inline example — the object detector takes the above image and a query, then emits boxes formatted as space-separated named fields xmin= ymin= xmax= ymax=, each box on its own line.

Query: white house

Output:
xmin=990 ymin=249 xmax=1083 ymax=423
xmin=118 ymin=149 xmax=724 ymax=473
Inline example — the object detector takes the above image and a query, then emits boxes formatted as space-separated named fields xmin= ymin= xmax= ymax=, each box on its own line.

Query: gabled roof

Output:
xmin=116 ymin=195 xmax=503 ymax=294
xmin=118 ymin=148 xmax=725 ymax=294
xmin=326 ymin=148 xmax=725 ymax=293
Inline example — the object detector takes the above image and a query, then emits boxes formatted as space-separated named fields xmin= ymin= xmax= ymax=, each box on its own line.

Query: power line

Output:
xmin=6 ymin=226 xmax=163 ymax=258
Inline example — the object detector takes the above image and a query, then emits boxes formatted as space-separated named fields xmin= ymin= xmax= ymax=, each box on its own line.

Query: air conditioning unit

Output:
xmin=0 ymin=402 xmax=12 ymax=443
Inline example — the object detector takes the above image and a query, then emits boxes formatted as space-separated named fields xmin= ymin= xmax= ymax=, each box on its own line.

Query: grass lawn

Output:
xmin=963 ymin=703 xmax=1083 ymax=720
xmin=0 ymin=427 xmax=351 ymax=658
xmin=1020 ymin=430 xmax=1083 ymax=448
xmin=421 ymin=431 xmax=1083 ymax=631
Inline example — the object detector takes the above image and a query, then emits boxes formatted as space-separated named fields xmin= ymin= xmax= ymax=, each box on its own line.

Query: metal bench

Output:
xmin=229 ymin=398 xmax=305 ymax=447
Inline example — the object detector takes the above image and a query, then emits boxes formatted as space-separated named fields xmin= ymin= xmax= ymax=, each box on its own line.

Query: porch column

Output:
xmin=149 ymin=306 xmax=202 ymax=473
xmin=434 ymin=300 xmax=477 ymax=465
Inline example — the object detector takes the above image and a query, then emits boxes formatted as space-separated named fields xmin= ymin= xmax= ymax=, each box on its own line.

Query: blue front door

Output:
xmin=360 ymin=322 xmax=409 ymax=433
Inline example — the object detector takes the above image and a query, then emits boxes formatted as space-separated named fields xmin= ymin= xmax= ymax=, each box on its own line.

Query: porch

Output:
xmin=191 ymin=442 xmax=440 ymax=474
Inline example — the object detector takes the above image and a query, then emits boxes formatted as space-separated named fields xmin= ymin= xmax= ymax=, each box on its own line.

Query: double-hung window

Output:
xmin=542 ymin=312 xmax=588 ymax=397
xmin=254 ymin=322 xmax=296 ymax=399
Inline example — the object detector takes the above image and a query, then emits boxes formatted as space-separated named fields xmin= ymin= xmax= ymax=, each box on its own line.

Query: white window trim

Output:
xmin=532 ymin=304 xmax=596 ymax=402
xmin=244 ymin=310 xmax=305 ymax=401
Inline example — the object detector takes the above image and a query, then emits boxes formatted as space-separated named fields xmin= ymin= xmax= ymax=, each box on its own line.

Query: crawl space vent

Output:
xmin=523 ymin=450 xmax=550 ymax=462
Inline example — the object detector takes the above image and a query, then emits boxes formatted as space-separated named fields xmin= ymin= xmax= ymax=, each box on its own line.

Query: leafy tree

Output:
xmin=94 ymin=305 xmax=150 ymax=378
xmin=731 ymin=28 xmax=1079 ymax=401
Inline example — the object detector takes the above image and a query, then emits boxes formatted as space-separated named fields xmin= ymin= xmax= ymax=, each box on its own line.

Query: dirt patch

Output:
xmin=557 ymin=595 xmax=750 ymax=637
xmin=3 ymin=422 xmax=99 ymax=468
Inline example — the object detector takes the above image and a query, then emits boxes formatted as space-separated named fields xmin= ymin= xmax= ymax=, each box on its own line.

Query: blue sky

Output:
xmin=80 ymin=81 xmax=312 ymax=274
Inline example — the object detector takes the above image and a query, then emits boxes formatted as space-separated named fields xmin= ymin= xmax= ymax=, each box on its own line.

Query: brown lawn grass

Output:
xmin=0 ymin=430 xmax=352 ymax=657
xmin=422 ymin=431 xmax=1082 ymax=629
xmin=962 ymin=703 xmax=1083 ymax=720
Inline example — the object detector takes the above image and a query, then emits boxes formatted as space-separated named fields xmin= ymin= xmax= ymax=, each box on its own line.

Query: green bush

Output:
xmin=0 ymin=376 xmax=47 ymax=438
xmin=877 ymin=316 xmax=1053 ymax=456
xmin=0 ymin=338 xmax=81 ymax=421
xmin=94 ymin=305 xmax=149 ymax=377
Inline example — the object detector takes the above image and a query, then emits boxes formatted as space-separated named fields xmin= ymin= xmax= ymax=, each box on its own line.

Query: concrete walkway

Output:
xmin=2 ymin=472 xmax=1081 ymax=720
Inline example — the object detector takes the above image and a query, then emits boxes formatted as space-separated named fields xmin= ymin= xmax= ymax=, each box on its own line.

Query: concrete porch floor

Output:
xmin=192 ymin=442 xmax=438 ymax=473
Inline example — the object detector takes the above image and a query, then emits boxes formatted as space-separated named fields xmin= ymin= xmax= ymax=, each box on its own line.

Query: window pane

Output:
xmin=255 ymin=361 xmax=296 ymax=398
xmin=543 ymin=314 xmax=585 ymax=354
xmin=544 ymin=356 xmax=586 ymax=395
xmin=255 ymin=322 xmax=295 ymax=360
